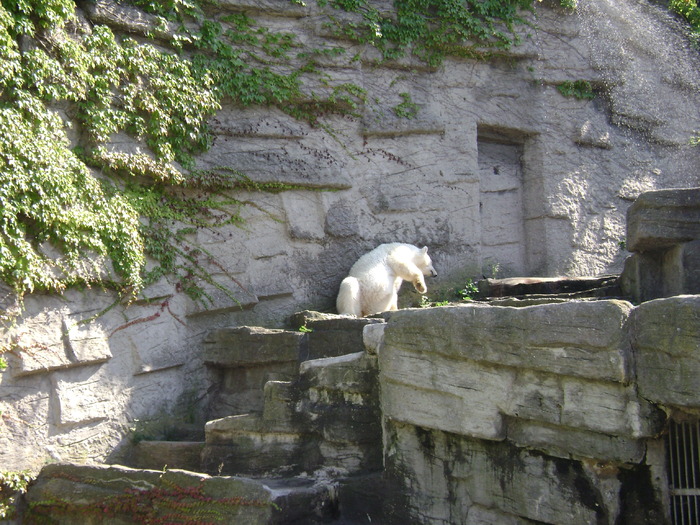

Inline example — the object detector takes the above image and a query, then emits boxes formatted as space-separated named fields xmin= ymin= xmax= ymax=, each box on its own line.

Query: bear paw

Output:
xmin=414 ymin=279 xmax=427 ymax=294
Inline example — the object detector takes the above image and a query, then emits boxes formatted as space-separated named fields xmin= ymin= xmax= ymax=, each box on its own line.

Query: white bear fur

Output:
xmin=336 ymin=243 xmax=437 ymax=317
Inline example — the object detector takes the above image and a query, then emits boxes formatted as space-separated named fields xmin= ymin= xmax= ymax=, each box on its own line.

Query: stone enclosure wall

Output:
xmin=13 ymin=186 xmax=700 ymax=523
xmin=375 ymin=297 xmax=693 ymax=524
xmin=372 ymin=188 xmax=700 ymax=524
xmin=2 ymin=0 xmax=700 ymax=476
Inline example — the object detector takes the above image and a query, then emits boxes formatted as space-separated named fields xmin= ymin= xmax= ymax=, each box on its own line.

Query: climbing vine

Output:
xmin=0 ymin=1 xmax=219 ymax=304
xmin=670 ymin=0 xmax=700 ymax=40
xmin=0 ymin=470 xmax=32 ymax=520
xmin=0 ymin=0 xmax=545 ymax=312
xmin=393 ymin=92 xmax=419 ymax=118
xmin=321 ymin=0 xmax=536 ymax=65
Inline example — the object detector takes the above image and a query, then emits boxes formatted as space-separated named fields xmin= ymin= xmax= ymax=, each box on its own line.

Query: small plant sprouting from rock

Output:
xmin=393 ymin=92 xmax=419 ymax=119
xmin=458 ymin=279 xmax=480 ymax=301
xmin=556 ymin=80 xmax=596 ymax=100
xmin=419 ymin=295 xmax=450 ymax=308
xmin=418 ymin=278 xmax=481 ymax=307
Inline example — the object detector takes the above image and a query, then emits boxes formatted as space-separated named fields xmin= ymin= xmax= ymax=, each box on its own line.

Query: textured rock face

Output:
xmin=3 ymin=0 xmax=700 ymax=474
xmin=24 ymin=463 xmax=276 ymax=524
xmin=622 ymin=188 xmax=700 ymax=301
xmin=201 ymin=350 xmax=382 ymax=478
xmin=376 ymin=298 xmax=698 ymax=524
xmin=379 ymin=302 xmax=662 ymax=457
xmin=632 ymin=295 xmax=700 ymax=408
xmin=17 ymin=291 xmax=698 ymax=524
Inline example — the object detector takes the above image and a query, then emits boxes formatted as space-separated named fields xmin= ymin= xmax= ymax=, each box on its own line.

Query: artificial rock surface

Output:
xmin=2 ymin=0 xmax=700 ymax=519
xmin=622 ymin=188 xmax=700 ymax=301
xmin=20 ymin=286 xmax=699 ymax=524
xmin=23 ymin=463 xmax=339 ymax=525
xmin=376 ymin=296 xmax=694 ymax=524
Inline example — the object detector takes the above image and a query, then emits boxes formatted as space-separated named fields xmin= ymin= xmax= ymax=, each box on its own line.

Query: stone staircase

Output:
xmin=23 ymin=312 xmax=385 ymax=524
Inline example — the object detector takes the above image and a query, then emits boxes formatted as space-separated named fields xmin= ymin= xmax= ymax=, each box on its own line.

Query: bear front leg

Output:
xmin=390 ymin=258 xmax=429 ymax=295
xmin=413 ymin=276 xmax=427 ymax=294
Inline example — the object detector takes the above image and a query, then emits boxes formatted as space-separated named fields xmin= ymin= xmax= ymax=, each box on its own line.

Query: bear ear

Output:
xmin=421 ymin=246 xmax=428 ymax=254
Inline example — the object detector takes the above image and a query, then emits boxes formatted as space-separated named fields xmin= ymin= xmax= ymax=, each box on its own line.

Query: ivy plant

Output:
xmin=393 ymin=92 xmax=419 ymax=119
xmin=556 ymin=80 xmax=596 ymax=100
xmin=0 ymin=0 xmax=544 ymax=313
xmin=0 ymin=2 xmax=222 ymax=305
xmin=0 ymin=470 xmax=32 ymax=520
xmin=321 ymin=0 xmax=536 ymax=66
xmin=670 ymin=0 xmax=700 ymax=39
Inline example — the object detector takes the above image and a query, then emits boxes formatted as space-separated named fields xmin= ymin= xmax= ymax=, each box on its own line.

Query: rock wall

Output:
xmin=374 ymin=295 xmax=698 ymax=524
xmin=18 ymin=293 xmax=699 ymax=524
xmin=2 ymin=0 xmax=700 ymax=473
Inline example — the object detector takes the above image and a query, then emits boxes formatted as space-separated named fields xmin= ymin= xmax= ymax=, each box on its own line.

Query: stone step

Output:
xmin=202 ymin=413 xmax=310 ymax=477
xmin=201 ymin=350 xmax=382 ymax=478
xmin=203 ymin=316 xmax=384 ymax=421
xmin=204 ymin=326 xmax=307 ymax=420
xmin=289 ymin=311 xmax=385 ymax=360
xmin=128 ymin=440 xmax=205 ymax=472
xmin=23 ymin=462 xmax=343 ymax=525
xmin=478 ymin=275 xmax=621 ymax=300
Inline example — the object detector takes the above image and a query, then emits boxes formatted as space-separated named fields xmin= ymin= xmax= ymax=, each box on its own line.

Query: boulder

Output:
xmin=631 ymin=295 xmax=700 ymax=408
xmin=626 ymin=188 xmax=700 ymax=252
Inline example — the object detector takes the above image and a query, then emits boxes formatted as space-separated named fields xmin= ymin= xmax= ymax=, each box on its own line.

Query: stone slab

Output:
xmin=282 ymin=191 xmax=326 ymax=241
xmin=263 ymin=380 xmax=296 ymax=424
xmin=506 ymin=418 xmax=647 ymax=464
xmin=631 ymin=295 xmax=700 ymax=408
xmin=8 ymin=313 xmax=112 ymax=377
xmin=202 ymin=433 xmax=311 ymax=476
xmin=203 ymin=326 xmax=306 ymax=367
xmin=382 ymin=301 xmax=633 ymax=383
xmin=299 ymin=351 xmax=374 ymax=392
xmin=380 ymin=348 xmax=512 ymax=440
xmin=562 ymin=376 xmax=664 ymax=438
xmin=664 ymin=240 xmax=700 ymax=296
xmin=62 ymin=320 xmax=112 ymax=366
xmin=627 ymin=187 xmax=700 ymax=252
xmin=53 ymin=372 xmax=117 ymax=426
xmin=25 ymin=463 xmax=274 ymax=524
xmin=290 ymin=311 xmax=385 ymax=360
xmin=205 ymin=413 xmax=303 ymax=443
xmin=128 ymin=441 xmax=205 ymax=471
xmin=479 ymin=275 xmax=620 ymax=298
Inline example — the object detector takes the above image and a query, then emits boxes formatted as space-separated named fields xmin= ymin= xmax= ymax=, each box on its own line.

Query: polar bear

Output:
xmin=336 ymin=243 xmax=437 ymax=317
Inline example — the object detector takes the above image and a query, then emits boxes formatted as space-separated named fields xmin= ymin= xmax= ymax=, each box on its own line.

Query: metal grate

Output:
xmin=667 ymin=419 xmax=700 ymax=525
